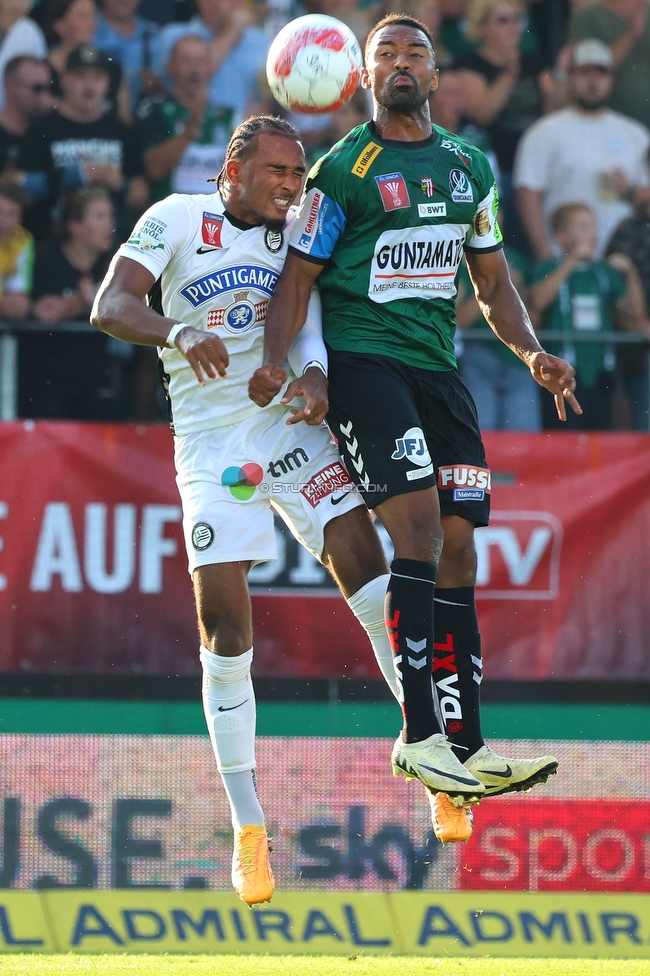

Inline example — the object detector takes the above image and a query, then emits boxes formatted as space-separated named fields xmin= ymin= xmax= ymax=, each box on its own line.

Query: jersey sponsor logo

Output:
xmin=391 ymin=427 xmax=431 ymax=467
xmin=207 ymin=291 xmax=268 ymax=333
xmin=221 ymin=463 xmax=264 ymax=500
xmin=421 ymin=177 xmax=434 ymax=197
xmin=375 ymin=172 xmax=411 ymax=211
xmin=369 ymin=226 xmax=465 ymax=303
xmin=418 ymin=202 xmax=447 ymax=218
xmin=407 ymin=464 xmax=434 ymax=481
xmin=453 ymin=487 xmax=485 ymax=501
xmin=267 ymin=448 xmax=309 ymax=478
xmin=201 ymin=212 xmax=224 ymax=247
xmin=265 ymin=229 xmax=283 ymax=253
xmin=441 ymin=138 xmax=472 ymax=164
xmin=298 ymin=189 xmax=323 ymax=248
xmin=474 ymin=207 xmax=491 ymax=236
xmin=126 ymin=235 xmax=164 ymax=251
xmin=351 ymin=141 xmax=383 ymax=178
xmin=449 ymin=168 xmax=473 ymax=203
xmin=191 ymin=522 xmax=214 ymax=551
xmin=180 ymin=265 xmax=280 ymax=308
xmin=301 ymin=461 xmax=353 ymax=508
xmin=438 ymin=465 xmax=492 ymax=493
xmin=128 ymin=215 xmax=167 ymax=249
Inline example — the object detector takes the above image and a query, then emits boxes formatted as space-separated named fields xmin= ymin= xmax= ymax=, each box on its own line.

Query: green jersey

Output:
xmin=288 ymin=121 xmax=503 ymax=371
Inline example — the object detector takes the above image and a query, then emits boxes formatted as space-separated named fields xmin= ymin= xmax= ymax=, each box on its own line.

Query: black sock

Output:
xmin=433 ymin=586 xmax=484 ymax=758
xmin=385 ymin=558 xmax=440 ymax=743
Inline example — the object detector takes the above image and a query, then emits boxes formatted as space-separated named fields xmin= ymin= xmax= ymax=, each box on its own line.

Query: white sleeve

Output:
xmin=117 ymin=194 xmax=191 ymax=279
xmin=630 ymin=126 xmax=650 ymax=188
xmin=3 ymin=238 xmax=33 ymax=293
xmin=287 ymin=288 xmax=328 ymax=377
xmin=513 ymin=121 xmax=550 ymax=191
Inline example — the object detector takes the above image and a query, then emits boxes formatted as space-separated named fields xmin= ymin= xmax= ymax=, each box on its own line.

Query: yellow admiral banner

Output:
xmin=2 ymin=891 xmax=649 ymax=957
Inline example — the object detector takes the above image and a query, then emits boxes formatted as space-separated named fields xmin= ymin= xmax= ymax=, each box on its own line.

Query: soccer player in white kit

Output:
xmin=92 ymin=116 xmax=486 ymax=905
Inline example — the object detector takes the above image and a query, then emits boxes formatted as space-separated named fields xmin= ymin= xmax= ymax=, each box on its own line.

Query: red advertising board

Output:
xmin=0 ymin=422 xmax=649 ymax=678
xmin=459 ymin=799 xmax=650 ymax=893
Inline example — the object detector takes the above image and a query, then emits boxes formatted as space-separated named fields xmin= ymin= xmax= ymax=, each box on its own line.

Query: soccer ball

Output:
xmin=266 ymin=14 xmax=363 ymax=115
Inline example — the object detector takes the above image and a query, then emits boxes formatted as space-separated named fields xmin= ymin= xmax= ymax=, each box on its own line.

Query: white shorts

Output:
xmin=174 ymin=404 xmax=364 ymax=573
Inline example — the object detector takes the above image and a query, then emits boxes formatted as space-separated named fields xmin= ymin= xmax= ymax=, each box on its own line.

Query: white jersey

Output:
xmin=118 ymin=191 xmax=299 ymax=435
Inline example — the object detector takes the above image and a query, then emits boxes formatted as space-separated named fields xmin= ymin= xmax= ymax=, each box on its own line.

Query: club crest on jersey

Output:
xmin=421 ymin=177 xmax=434 ymax=197
xmin=180 ymin=265 xmax=280 ymax=308
xmin=265 ymin=228 xmax=283 ymax=253
xmin=449 ymin=169 xmax=473 ymax=204
xmin=375 ymin=173 xmax=411 ymax=212
xmin=202 ymin=212 xmax=224 ymax=247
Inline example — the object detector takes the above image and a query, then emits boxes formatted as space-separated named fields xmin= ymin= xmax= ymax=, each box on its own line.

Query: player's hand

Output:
xmin=282 ymin=367 xmax=328 ymax=425
xmin=248 ymin=364 xmax=287 ymax=406
xmin=175 ymin=326 xmax=229 ymax=385
xmin=529 ymin=351 xmax=582 ymax=422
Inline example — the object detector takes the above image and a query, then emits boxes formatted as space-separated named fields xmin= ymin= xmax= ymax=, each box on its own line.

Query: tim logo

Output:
xmin=375 ymin=173 xmax=411 ymax=211
xmin=475 ymin=512 xmax=563 ymax=599
xmin=391 ymin=427 xmax=431 ymax=466
xmin=267 ymin=448 xmax=309 ymax=478
xmin=202 ymin=212 xmax=224 ymax=247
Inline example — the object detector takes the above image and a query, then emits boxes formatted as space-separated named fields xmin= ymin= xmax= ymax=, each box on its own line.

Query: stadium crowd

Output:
xmin=1 ymin=0 xmax=649 ymax=429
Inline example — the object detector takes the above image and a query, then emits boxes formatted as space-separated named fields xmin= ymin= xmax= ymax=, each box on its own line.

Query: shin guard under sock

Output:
xmin=385 ymin=558 xmax=441 ymax=743
xmin=433 ymin=587 xmax=484 ymax=757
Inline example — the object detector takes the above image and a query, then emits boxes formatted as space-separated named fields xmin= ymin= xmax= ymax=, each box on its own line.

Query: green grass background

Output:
xmin=1 ymin=955 xmax=650 ymax=975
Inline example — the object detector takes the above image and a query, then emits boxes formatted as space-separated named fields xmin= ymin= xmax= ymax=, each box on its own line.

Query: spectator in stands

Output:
xmin=607 ymin=161 xmax=650 ymax=430
xmin=514 ymin=39 xmax=650 ymax=260
xmin=19 ymin=185 xmax=125 ymax=419
xmin=568 ymin=0 xmax=650 ymax=131
xmin=139 ymin=35 xmax=231 ymax=201
xmin=0 ymin=180 xmax=32 ymax=319
xmin=430 ymin=66 xmax=499 ymax=178
xmin=457 ymin=247 xmax=542 ymax=429
xmin=0 ymin=0 xmax=47 ymax=111
xmin=94 ymin=0 xmax=161 ymax=111
xmin=439 ymin=0 xmax=477 ymax=59
xmin=17 ymin=44 xmax=148 ymax=239
xmin=528 ymin=202 xmax=646 ymax=430
xmin=454 ymin=0 xmax=557 ymax=238
xmin=45 ymin=0 xmax=130 ymax=121
xmin=154 ymin=0 xmax=269 ymax=124
xmin=0 ymin=55 xmax=52 ymax=171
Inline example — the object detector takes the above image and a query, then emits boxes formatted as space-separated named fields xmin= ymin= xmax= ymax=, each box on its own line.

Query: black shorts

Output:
xmin=326 ymin=348 xmax=491 ymax=526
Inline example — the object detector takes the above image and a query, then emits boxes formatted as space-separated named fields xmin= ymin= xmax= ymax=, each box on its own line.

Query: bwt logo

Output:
xmin=475 ymin=511 xmax=563 ymax=599
xmin=391 ymin=427 xmax=431 ymax=467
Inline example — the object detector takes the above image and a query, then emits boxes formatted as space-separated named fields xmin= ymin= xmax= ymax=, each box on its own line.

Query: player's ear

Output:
xmin=226 ymin=158 xmax=241 ymax=186
xmin=361 ymin=67 xmax=372 ymax=90
xmin=429 ymin=68 xmax=440 ymax=94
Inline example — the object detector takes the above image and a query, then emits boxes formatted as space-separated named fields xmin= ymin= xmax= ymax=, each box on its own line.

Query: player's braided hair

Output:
xmin=213 ymin=116 xmax=300 ymax=194
xmin=365 ymin=13 xmax=436 ymax=62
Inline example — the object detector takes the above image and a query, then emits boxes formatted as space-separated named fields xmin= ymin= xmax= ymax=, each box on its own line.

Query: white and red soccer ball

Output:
xmin=266 ymin=14 xmax=363 ymax=114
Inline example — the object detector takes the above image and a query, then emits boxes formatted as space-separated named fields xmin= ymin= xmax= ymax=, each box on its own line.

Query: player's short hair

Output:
xmin=365 ymin=13 xmax=436 ymax=62
xmin=4 ymin=55 xmax=49 ymax=83
xmin=0 ymin=180 xmax=27 ymax=211
xmin=214 ymin=116 xmax=300 ymax=194
xmin=551 ymin=202 xmax=594 ymax=233
xmin=56 ymin=185 xmax=111 ymax=240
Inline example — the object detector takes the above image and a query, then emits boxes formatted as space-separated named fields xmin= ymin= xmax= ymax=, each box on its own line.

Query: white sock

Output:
xmin=200 ymin=646 xmax=264 ymax=830
xmin=347 ymin=575 xmax=401 ymax=702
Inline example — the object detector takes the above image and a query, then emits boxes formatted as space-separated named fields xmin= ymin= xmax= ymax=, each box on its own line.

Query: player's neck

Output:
xmin=372 ymin=106 xmax=433 ymax=143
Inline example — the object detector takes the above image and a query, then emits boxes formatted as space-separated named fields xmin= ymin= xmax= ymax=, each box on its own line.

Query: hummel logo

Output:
xmin=477 ymin=764 xmax=512 ymax=778
xmin=196 ymin=246 xmax=220 ymax=254
xmin=218 ymin=699 xmax=249 ymax=712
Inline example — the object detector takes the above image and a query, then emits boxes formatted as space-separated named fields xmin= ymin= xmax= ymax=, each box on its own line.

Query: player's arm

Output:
xmin=465 ymin=247 xmax=582 ymax=421
xmin=92 ymin=255 xmax=229 ymax=385
xmin=248 ymin=251 xmax=324 ymax=404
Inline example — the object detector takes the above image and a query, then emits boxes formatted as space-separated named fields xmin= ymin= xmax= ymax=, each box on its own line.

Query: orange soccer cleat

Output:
xmin=429 ymin=792 xmax=474 ymax=844
xmin=232 ymin=824 xmax=275 ymax=905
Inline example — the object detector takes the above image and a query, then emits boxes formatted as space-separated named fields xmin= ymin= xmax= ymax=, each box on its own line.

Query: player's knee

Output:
xmin=439 ymin=538 xmax=477 ymax=586
xmin=198 ymin=610 xmax=251 ymax=657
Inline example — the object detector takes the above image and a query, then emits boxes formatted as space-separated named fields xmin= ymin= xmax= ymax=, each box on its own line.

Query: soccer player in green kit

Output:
xmin=250 ymin=14 xmax=581 ymax=838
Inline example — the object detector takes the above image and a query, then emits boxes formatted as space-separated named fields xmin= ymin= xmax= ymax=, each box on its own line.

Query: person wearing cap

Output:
xmin=514 ymin=38 xmax=650 ymax=261
xmin=16 ymin=43 xmax=148 ymax=239
xmin=568 ymin=0 xmax=650 ymax=132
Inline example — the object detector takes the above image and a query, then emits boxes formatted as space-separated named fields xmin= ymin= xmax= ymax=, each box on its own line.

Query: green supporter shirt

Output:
xmin=533 ymin=259 xmax=625 ymax=388
xmin=288 ymin=121 xmax=503 ymax=372
xmin=139 ymin=96 xmax=233 ymax=202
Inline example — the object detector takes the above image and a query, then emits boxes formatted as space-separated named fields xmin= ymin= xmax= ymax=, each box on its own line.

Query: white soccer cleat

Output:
xmin=464 ymin=744 xmax=558 ymax=797
xmin=392 ymin=732 xmax=485 ymax=803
